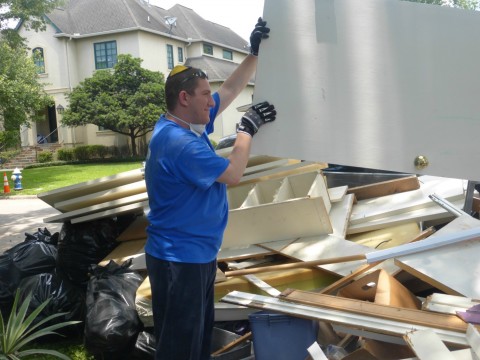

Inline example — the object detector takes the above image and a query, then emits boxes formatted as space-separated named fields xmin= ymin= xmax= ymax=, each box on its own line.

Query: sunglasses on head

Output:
xmin=168 ymin=65 xmax=208 ymax=83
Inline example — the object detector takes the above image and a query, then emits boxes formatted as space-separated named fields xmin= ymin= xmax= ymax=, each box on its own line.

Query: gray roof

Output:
xmin=45 ymin=0 xmax=249 ymax=52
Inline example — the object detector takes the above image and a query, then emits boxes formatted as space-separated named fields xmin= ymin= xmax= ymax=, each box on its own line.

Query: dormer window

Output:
xmin=223 ymin=49 xmax=233 ymax=61
xmin=32 ymin=47 xmax=45 ymax=74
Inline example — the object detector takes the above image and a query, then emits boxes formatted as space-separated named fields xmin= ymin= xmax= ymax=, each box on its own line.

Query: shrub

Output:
xmin=73 ymin=146 xmax=90 ymax=161
xmin=0 ymin=150 xmax=20 ymax=165
xmin=57 ymin=148 xmax=75 ymax=161
xmin=37 ymin=151 xmax=53 ymax=163
xmin=87 ymin=145 xmax=109 ymax=159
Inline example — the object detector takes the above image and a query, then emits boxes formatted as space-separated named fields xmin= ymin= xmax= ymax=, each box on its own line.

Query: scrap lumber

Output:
xmin=220 ymin=290 xmax=470 ymax=346
xmin=349 ymin=176 xmax=465 ymax=226
xmin=70 ymin=201 xmax=147 ymax=224
xmin=394 ymin=215 xmax=480 ymax=298
xmin=404 ymin=329 xmax=456 ymax=360
xmin=54 ymin=180 xmax=147 ymax=212
xmin=116 ymin=214 xmax=149 ymax=242
xmin=44 ymin=193 xmax=148 ymax=224
xmin=328 ymin=185 xmax=348 ymax=203
xmin=347 ymin=175 xmax=420 ymax=201
xmin=423 ymin=293 xmax=480 ymax=315
xmin=99 ymin=238 xmax=146 ymax=270
xmin=37 ymin=167 xmax=144 ymax=207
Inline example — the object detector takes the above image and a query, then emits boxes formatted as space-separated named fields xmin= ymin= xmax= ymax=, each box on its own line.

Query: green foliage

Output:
xmin=87 ymin=145 xmax=109 ymax=159
xmin=0 ymin=289 xmax=80 ymax=359
xmin=0 ymin=130 xmax=20 ymax=151
xmin=0 ymin=150 xmax=20 ymax=165
xmin=62 ymin=54 xmax=166 ymax=156
xmin=0 ymin=40 xmax=53 ymax=131
xmin=37 ymin=151 xmax=53 ymax=163
xmin=56 ymin=148 xmax=75 ymax=162
xmin=72 ymin=146 xmax=89 ymax=161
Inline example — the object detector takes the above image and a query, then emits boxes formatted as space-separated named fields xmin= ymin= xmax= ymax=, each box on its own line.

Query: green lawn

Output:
xmin=2 ymin=162 xmax=144 ymax=196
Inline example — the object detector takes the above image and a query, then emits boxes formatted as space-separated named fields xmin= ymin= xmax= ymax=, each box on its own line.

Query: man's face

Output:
xmin=188 ymin=78 xmax=215 ymax=125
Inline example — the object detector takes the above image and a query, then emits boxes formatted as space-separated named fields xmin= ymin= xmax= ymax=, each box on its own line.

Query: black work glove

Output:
xmin=250 ymin=17 xmax=270 ymax=56
xmin=237 ymin=101 xmax=276 ymax=137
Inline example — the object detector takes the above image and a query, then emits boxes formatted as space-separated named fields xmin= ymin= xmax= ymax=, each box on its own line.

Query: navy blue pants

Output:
xmin=146 ymin=254 xmax=216 ymax=360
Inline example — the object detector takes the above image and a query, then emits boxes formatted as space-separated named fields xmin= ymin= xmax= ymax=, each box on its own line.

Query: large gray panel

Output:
xmin=253 ymin=0 xmax=480 ymax=180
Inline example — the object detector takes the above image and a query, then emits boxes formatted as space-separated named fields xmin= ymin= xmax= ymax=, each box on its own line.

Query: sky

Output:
xmin=149 ymin=0 xmax=265 ymax=41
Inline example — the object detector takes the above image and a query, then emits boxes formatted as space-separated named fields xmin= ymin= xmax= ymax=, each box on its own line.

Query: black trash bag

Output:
xmin=56 ymin=219 xmax=119 ymax=287
xmin=129 ymin=330 xmax=155 ymax=360
xmin=84 ymin=260 xmax=144 ymax=359
xmin=24 ymin=227 xmax=59 ymax=246
xmin=6 ymin=235 xmax=57 ymax=291
xmin=17 ymin=270 xmax=86 ymax=336
xmin=0 ymin=253 xmax=14 ymax=316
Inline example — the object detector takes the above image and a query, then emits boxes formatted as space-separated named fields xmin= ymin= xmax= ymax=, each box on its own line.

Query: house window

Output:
xmin=223 ymin=49 xmax=233 ymax=61
xmin=178 ymin=47 xmax=184 ymax=63
xmin=166 ymin=44 xmax=174 ymax=69
xmin=203 ymin=43 xmax=213 ymax=55
xmin=94 ymin=41 xmax=117 ymax=70
xmin=32 ymin=47 xmax=45 ymax=74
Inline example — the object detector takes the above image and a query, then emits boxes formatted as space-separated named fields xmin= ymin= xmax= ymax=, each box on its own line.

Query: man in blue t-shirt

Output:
xmin=144 ymin=18 xmax=276 ymax=360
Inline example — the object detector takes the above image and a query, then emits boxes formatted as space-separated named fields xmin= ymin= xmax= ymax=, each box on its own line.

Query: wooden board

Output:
xmin=253 ymin=0 xmax=480 ymax=180
xmin=347 ymin=175 xmax=420 ymax=201
xmin=395 ymin=215 xmax=480 ymax=298
xmin=349 ymin=176 xmax=465 ymax=226
xmin=54 ymin=180 xmax=146 ymax=212
xmin=44 ymin=192 xmax=148 ymax=223
xmin=37 ymin=168 xmax=144 ymax=207
xmin=223 ymin=196 xmax=332 ymax=248
xmin=70 ymin=201 xmax=147 ymax=224
xmin=99 ymin=238 xmax=146 ymax=267
xmin=404 ymin=329 xmax=456 ymax=360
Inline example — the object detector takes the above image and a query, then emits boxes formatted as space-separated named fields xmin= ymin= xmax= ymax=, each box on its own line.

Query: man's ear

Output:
xmin=178 ymin=90 xmax=190 ymax=107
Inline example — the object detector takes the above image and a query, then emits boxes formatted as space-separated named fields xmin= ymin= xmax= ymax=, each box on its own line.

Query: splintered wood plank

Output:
xmin=347 ymin=175 xmax=420 ymax=201
xmin=253 ymin=0 xmax=480 ymax=180
xmin=54 ymin=180 xmax=146 ymax=212
xmin=44 ymin=192 xmax=148 ymax=223
xmin=395 ymin=215 xmax=480 ymax=298
xmin=349 ymin=176 xmax=465 ymax=226
xmin=38 ymin=168 xmax=144 ymax=207
xmin=404 ymin=329 xmax=456 ymax=360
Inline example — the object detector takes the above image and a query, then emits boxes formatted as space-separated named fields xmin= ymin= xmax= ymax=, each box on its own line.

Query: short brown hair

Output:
xmin=165 ymin=67 xmax=206 ymax=111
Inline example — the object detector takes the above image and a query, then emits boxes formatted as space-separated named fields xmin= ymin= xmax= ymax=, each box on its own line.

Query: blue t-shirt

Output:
xmin=144 ymin=92 xmax=230 ymax=263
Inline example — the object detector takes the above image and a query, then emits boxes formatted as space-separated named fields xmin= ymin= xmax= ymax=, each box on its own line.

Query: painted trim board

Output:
xmin=347 ymin=175 xmax=420 ymax=201
xmin=253 ymin=0 xmax=480 ymax=180
xmin=404 ymin=329 xmax=456 ymax=360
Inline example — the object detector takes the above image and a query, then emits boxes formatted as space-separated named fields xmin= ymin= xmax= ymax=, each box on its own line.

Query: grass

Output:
xmin=1 ymin=162 xmax=144 ymax=196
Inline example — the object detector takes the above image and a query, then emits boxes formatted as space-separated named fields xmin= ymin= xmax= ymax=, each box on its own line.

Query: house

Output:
xmin=17 ymin=0 xmax=254 ymax=154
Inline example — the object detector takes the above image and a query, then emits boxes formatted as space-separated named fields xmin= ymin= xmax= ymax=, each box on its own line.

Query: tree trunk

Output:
xmin=130 ymin=129 xmax=137 ymax=156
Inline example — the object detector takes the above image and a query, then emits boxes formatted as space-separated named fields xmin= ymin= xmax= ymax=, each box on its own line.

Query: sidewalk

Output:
xmin=0 ymin=195 xmax=63 ymax=253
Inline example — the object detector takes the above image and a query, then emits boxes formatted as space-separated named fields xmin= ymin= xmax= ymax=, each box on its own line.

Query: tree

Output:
xmin=61 ymin=54 xmax=166 ymax=156
xmin=0 ymin=40 xmax=53 ymax=132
